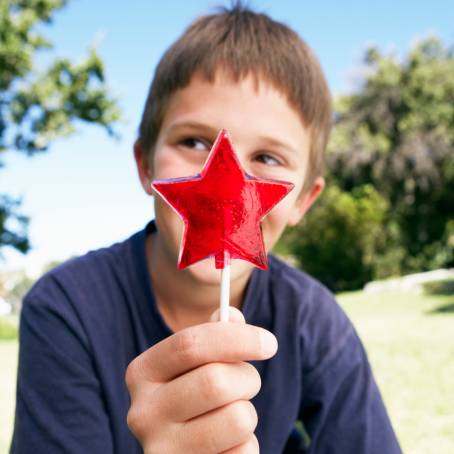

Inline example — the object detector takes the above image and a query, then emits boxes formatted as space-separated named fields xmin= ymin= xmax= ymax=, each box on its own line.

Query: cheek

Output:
xmin=261 ymin=204 xmax=292 ymax=247
xmin=154 ymin=196 xmax=184 ymax=245
xmin=273 ymin=193 xmax=299 ymax=221
xmin=153 ymin=147 xmax=184 ymax=179
xmin=153 ymin=147 xmax=205 ymax=180
xmin=262 ymin=184 xmax=304 ymax=237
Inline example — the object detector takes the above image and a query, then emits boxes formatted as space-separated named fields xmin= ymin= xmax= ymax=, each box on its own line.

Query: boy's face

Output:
xmin=136 ymin=71 xmax=323 ymax=285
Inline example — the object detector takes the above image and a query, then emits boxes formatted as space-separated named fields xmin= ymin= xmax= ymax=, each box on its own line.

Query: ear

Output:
xmin=134 ymin=140 xmax=154 ymax=196
xmin=287 ymin=176 xmax=325 ymax=226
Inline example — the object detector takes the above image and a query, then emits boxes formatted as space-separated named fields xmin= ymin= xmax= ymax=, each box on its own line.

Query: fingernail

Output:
xmin=260 ymin=330 xmax=278 ymax=357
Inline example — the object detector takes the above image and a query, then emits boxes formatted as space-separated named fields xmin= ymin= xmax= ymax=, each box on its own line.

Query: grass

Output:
xmin=1 ymin=289 xmax=453 ymax=453
xmin=0 ymin=316 xmax=18 ymax=341
xmin=0 ymin=340 xmax=18 ymax=454
xmin=338 ymin=290 xmax=454 ymax=454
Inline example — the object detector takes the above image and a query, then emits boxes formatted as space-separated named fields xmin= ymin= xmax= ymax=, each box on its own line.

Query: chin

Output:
xmin=181 ymin=259 xmax=222 ymax=285
xmin=180 ymin=257 xmax=254 ymax=286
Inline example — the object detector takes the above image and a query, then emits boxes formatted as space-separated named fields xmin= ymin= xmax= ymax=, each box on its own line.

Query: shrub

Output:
xmin=276 ymin=184 xmax=393 ymax=291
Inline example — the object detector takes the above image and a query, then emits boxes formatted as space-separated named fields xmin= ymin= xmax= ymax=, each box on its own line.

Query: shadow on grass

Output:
xmin=424 ymin=279 xmax=454 ymax=314
xmin=424 ymin=279 xmax=454 ymax=315
xmin=428 ymin=301 xmax=454 ymax=314
xmin=424 ymin=279 xmax=454 ymax=296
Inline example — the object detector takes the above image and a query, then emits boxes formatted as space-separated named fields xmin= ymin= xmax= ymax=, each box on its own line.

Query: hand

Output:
xmin=125 ymin=307 xmax=278 ymax=453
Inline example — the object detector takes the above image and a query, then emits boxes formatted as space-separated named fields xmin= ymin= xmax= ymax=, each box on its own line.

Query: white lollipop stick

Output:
xmin=219 ymin=255 xmax=231 ymax=322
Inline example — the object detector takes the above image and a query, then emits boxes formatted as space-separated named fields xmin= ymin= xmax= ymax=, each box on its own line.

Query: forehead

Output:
xmin=160 ymin=71 xmax=310 ymax=152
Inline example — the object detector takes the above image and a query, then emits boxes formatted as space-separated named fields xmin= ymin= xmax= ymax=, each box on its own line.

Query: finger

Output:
xmin=157 ymin=361 xmax=261 ymax=422
xmin=220 ymin=434 xmax=259 ymax=453
xmin=128 ymin=322 xmax=278 ymax=384
xmin=209 ymin=306 xmax=246 ymax=323
xmin=177 ymin=400 xmax=258 ymax=454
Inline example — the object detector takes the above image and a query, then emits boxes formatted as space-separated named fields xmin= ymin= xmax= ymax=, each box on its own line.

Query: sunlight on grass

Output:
xmin=339 ymin=291 xmax=454 ymax=454
xmin=0 ymin=340 xmax=18 ymax=454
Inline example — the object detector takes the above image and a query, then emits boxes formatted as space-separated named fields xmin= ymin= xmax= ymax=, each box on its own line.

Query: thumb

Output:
xmin=209 ymin=306 xmax=246 ymax=323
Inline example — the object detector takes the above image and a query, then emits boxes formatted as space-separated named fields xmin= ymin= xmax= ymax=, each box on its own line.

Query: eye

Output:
xmin=179 ymin=137 xmax=210 ymax=151
xmin=254 ymin=153 xmax=282 ymax=167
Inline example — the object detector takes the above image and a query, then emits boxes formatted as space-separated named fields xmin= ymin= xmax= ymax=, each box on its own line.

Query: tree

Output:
xmin=278 ymin=37 xmax=454 ymax=290
xmin=0 ymin=194 xmax=29 ymax=251
xmin=329 ymin=37 xmax=454 ymax=273
xmin=0 ymin=0 xmax=120 ymax=253
xmin=275 ymin=185 xmax=394 ymax=292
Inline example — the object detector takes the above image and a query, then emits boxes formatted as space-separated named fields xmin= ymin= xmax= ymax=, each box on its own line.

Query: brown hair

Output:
xmin=138 ymin=3 xmax=332 ymax=191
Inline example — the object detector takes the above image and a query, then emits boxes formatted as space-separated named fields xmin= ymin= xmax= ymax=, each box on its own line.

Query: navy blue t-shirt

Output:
xmin=11 ymin=222 xmax=401 ymax=453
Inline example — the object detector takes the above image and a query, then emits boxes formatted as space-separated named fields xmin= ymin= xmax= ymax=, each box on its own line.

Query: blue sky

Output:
xmin=1 ymin=0 xmax=453 ymax=275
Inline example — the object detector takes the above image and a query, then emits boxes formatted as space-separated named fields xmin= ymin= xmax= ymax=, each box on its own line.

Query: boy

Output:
xmin=11 ymin=5 xmax=402 ymax=454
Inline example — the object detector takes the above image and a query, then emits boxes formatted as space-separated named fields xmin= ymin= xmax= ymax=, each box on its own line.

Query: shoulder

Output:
xmin=267 ymin=254 xmax=334 ymax=303
xmin=21 ymin=228 xmax=147 ymax=353
xmin=267 ymin=254 xmax=356 ymax=375
xmin=24 ymin=228 xmax=144 ymax=316
xmin=267 ymin=254 xmax=347 ymax=327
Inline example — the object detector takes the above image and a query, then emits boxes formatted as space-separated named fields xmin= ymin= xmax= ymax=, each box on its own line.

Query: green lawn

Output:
xmin=1 ymin=289 xmax=453 ymax=453
xmin=0 ymin=340 xmax=18 ymax=454
xmin=339 ymin=290 xmax=454 ymax=454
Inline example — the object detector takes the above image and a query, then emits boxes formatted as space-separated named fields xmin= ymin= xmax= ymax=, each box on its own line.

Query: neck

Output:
xmin=146 ymin=232 xmax=250 ymax=332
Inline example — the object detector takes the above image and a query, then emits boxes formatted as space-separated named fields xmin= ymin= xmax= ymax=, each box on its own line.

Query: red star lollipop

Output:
xmin=151 ymin=129 xmax=294 ymax=320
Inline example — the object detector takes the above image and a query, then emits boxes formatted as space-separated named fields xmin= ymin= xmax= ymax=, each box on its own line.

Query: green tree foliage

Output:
xmin=0 ymin=0 xmax=120 ymax=252
xmin=276 ymin=185 xmax=395 ymax=291
xmin=278 ymin=37 xmax=454 ymax=290
xmin=0 ymin=194 xmax=29 ymax=252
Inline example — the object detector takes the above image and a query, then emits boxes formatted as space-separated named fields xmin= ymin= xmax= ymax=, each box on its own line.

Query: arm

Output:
xmin=299 ymin=327 xmax=402 ymax=453
xmin=10 ymin=282 xmax=113 ymax=454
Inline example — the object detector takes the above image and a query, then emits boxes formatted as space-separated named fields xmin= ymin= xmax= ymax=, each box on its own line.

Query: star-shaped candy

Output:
xmin=151 ymin=130 xmax=294 ymax=270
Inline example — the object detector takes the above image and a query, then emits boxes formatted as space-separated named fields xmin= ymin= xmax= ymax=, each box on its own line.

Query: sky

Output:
xmin=1 ymin=0 xmax=453 ymax=276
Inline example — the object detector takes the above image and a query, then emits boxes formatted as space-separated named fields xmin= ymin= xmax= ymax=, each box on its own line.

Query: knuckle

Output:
xmin=201 ymin=363 xmax=227 ymax=400
xmin=127 ymin=391 xmax=161 ymax=441
xmin=143 ymin=435 xmax=174 ymax=454
xmin=228 ymin=401 xmax=258 ymax=439
xmin=174 ymin=329 xmax=200 ymax=363
xmin=242 ymin=362 xmax=262 ymax=395
xmin=248 ymin=434 xmax=260 ymax=453
xmin=128 ymin=406 xmax=164 ymax=446
xmin=227 ymin=434 xmax=259 ymax=454
xmin=125 ymin=358 xmax=140 ymax=390
xmin=126 ymin=406 xmax=145 ymax=438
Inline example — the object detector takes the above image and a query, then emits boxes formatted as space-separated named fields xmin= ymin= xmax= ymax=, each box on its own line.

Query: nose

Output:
xmin=225 ymin=142 xmax=251 ymax=175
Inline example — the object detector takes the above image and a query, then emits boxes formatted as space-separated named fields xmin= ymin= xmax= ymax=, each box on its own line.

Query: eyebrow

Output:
xmin=166 ymin=121 xmax=220 ymax=137
xmin=167 ymin=121 xmax=298 ymax=155
xmin=256 ymin=135 xmax=298 ymax=155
